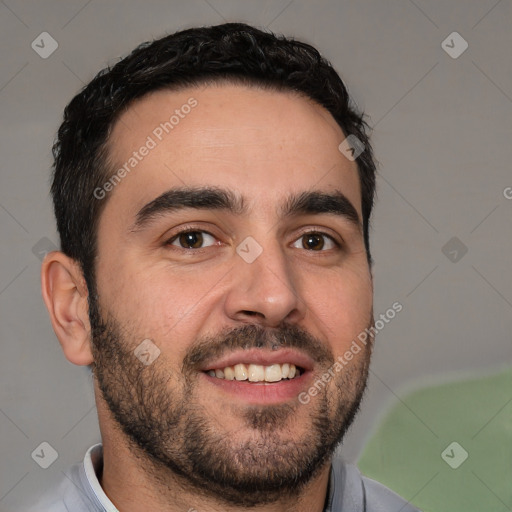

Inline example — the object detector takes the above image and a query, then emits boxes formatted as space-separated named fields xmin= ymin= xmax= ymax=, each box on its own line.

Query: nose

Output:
xmin=223 ymin=240 xmax=306 ymax=327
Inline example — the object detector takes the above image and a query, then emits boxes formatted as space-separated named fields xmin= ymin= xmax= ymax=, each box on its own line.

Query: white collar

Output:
xmin=84 ymin=444 xmax=119 ymax=512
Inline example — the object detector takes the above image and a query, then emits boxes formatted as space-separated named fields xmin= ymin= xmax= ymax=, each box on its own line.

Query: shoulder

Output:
xmin=361 ymin=474 xmax=421 ymax=512
xmin=24 ymin=444 xmax=107 ymax=512
xmin=24 ymin=463 xmax=87 ymax=511
xmin=330 ymin=457 xmax=421 ymax=512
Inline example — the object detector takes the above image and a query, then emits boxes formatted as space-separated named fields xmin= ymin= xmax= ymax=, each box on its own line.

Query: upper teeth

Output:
xmin=207 ymin=363 xmax=300 ymax=382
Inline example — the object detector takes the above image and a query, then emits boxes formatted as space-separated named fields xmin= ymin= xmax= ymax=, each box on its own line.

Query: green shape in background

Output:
xmin=358 ymin=366 xmax=512 ymax=512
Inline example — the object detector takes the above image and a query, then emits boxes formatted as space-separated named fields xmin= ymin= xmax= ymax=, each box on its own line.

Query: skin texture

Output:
xmin=42 ymin=84 xmax=374 ymax=512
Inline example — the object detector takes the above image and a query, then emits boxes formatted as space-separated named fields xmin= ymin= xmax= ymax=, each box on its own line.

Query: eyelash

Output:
xmin=165 ymin=228 xmax=341 ymax=251
xmin=165 ymin=227 xmax=218 ymax=250
xmin=298 ymin=229 xmax=341 ymax=250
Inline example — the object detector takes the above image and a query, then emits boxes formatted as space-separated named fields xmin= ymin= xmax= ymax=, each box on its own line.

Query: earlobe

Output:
xmin=41 ymin=252 xmax=94 ymax=366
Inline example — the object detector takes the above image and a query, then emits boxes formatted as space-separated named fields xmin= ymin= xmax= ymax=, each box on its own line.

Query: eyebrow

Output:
xmin=131 ymin=187 xmax=246 ymax=231
xmin=280 ymin=190 xmax=361 ymax=230
xmin=130 ymin=186 xmax=361 ymax=232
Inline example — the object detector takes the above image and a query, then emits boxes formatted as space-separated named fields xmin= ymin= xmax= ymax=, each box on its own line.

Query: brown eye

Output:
xmin=292 ymin=232 xmax=337 ymax=251
xmin=170 ymin=231 xmax=216 ymax=249
xmin=303 ymin=233 xmax=325 ymax=251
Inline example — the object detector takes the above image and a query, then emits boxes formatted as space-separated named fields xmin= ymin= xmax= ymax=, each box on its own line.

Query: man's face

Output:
xmin=90 ymin=84 xmax=373 ymax=505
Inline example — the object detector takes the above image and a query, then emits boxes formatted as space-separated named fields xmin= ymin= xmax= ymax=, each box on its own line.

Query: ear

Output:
xmin=41 ymin=251 xmax=93 ymax=365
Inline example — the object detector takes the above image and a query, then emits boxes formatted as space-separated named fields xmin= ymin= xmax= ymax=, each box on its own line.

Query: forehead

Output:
xmin=104 ymin=84 xmax=361 ymax=220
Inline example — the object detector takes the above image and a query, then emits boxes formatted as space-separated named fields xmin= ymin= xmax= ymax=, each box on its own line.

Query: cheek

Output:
xmin=304 ymin=264 xmax=373 ymax=349
xmin=99 ymin=260 xmax=226 ymax=349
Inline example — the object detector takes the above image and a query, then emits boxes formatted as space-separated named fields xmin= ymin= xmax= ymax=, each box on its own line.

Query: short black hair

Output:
xmin=51 ymin=22 xmax=377 ymax=294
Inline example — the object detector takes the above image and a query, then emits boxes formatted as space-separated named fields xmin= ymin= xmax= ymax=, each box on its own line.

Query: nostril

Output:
xmin=238 ymin=310 xmax=267 ymax=324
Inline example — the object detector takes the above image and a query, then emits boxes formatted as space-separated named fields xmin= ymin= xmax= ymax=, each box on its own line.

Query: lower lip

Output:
xmin=202 ymin=371 xmax=312 ymax=405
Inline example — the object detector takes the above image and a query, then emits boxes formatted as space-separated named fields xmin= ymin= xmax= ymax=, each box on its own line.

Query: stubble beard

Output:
xmin=88 ymin=293 xmax=373 ymax=507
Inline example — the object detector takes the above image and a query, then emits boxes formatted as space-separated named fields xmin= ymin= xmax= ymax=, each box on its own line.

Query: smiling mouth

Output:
xmin=205 ymin=363 xmax=303 ymax=383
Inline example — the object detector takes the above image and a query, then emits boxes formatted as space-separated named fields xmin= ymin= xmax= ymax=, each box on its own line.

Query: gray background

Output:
xmin=0 ymin=0 xmax=511 ymax=509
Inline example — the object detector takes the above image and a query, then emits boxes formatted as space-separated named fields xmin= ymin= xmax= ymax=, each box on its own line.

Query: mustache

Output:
xmin=183 ymin=323 xmax=334 ymax=372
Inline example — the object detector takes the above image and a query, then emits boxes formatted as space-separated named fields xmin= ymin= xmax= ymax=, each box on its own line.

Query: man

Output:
xmin=37 ymin=22 xmax=419 ymax=511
